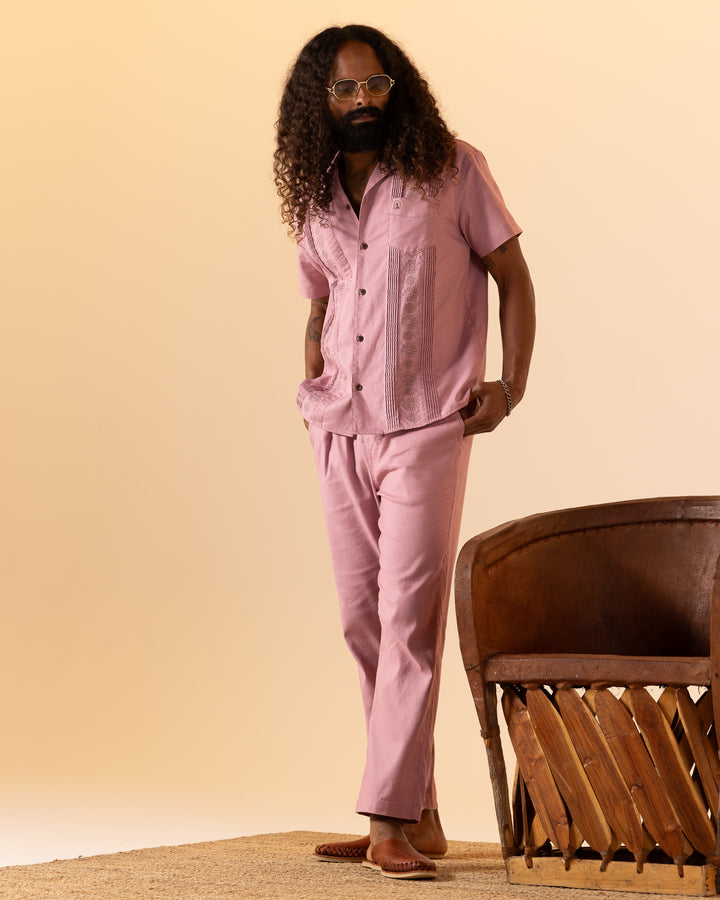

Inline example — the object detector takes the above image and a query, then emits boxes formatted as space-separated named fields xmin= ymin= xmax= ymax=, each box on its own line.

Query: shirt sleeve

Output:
xmin=296 ymin=232 xmax=331 ymax=299
xmin=456 ymin=141 xmax=522 ymax=259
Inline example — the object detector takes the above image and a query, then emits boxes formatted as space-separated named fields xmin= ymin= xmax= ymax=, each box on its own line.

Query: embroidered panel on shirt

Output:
xmin=302 ymin=295 xmax=349 ymax=415
xmin=300 ymin=366 xmax=347 ymax=414
xmin=299 ymin=221 xmax=351 ymax=418
xmin=307 ymin=218 xmax=352 ymax=284
xmin=385 ymin=246 xmax=440 ymax=430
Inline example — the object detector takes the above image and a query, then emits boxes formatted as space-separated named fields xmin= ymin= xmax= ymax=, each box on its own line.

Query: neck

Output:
xmin=338 ymin=150 xmax=380 ymax=215
xmin=341 ymin=149 xmax=380 ymax=178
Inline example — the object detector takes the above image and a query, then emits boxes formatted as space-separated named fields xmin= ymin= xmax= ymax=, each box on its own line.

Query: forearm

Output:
xmin=480 ymin=237 xmax=535 ymax=408
xmin=498 ymin=271 xmax=535 ymax=407
xmin=463 ymin=237 xmax=534 ymax=435
xmin=304 ymin=296 xmax=328 ymax=379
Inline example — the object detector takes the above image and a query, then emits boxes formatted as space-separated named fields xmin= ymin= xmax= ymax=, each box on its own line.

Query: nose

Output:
xmin=355 ymin=83 xmax=372 ymax=105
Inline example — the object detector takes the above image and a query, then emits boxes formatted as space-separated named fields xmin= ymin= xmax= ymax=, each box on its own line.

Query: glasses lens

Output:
xmin=367 ymin=75 xmax=393 ymax=96
xmin=332 ymin=80 xmax=358 ymax=100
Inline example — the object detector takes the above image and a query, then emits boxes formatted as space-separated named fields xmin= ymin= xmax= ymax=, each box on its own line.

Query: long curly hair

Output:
xmin=274 ymin=25 xmax=456 ymax=236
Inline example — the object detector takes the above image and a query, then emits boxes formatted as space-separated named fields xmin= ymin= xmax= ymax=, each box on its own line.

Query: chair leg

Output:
xmin=473 ymin=677 xmax=516 ymax=857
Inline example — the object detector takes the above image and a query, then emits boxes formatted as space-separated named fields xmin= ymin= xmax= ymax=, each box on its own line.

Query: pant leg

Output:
xmin=309 ymin=415 xmax=472 ymax=822
xmin=356 ymin=413 xmax=472 ymax=821
xmin=308 ymin=425 xmax=382 ymax=722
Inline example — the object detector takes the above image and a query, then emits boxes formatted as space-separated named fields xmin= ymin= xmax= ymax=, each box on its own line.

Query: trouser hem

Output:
xmin=356 ymin=800 xmax=423 ymax=824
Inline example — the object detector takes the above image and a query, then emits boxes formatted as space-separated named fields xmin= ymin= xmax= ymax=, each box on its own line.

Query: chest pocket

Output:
xmin=388 ymin=196 xmax=439 ymax=252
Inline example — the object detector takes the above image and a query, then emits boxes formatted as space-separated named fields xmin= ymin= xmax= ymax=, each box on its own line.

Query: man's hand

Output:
xmin=461 ymin=380 xmax=509 ymax=436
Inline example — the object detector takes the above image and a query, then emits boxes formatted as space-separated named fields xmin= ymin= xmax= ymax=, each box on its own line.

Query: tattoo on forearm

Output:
xmin=498 ymin=242 xmax=509 ymax=254
xmin=306 ymin=315 xmax=324 ymax=343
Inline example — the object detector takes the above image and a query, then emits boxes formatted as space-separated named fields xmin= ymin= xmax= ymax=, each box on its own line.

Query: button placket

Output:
xmin=352 ymin=231 xmax=370 ymax=409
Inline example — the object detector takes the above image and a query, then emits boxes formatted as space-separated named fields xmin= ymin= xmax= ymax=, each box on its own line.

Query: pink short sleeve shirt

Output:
xmin=296 ymin=140 xmax=521 ymax=436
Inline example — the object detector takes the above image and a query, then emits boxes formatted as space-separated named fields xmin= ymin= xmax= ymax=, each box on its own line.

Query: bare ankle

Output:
xmin=369 ymin=815 xmax=409 ymax=846
xmin=403 ymin=809 xmax=447 ymax=854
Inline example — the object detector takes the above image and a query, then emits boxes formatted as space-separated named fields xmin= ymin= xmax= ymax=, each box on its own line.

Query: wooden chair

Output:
xmin=455 ymin=497 xmax=720 ymax=896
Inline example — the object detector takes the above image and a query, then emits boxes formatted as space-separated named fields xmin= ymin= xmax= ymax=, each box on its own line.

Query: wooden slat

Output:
xmin=529 ymin=815 xmax=549 ymax=855
xmin=485 ymin=654 xmax=711 ymax=686
xmin=511 ymin=766 xmax=524 ymax=851
xmin=696 ymin=692 xmax=720 ymax=795
xmin=697 ymin=690 xmax=715 ymax=735
xmin=660 ymin=686 xmax=696 ymax=773
xmin=513 ymin=769 xmax=554 ymax=864
xmin=526 ymin=687 xmax=616 ymax=865
xmin=594 ymin=688 xmax=692 ymax=870
xmin=619 ymin=687 xmax=634 ymax=716
xmin=583 ymin=688 xmax=598 ymax=715
xmin=677 ymin=687 xmax=720 ymax=820
xmin=658 ymin=686 xmax=678 ymax=725
xmin=555 ymin=686 xmax=651 ymax=870
xmin=502 ymin=690 xmax=573 ymax=862
xmin=629 ymin=687 xmax=717 ymax=856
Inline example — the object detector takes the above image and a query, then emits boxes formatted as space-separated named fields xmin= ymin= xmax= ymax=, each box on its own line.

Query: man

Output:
xmin=274 ymin=25 xmax=535 ymax=880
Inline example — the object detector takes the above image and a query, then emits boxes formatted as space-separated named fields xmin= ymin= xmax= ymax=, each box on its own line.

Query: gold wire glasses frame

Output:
xmin=326 ymin=74 xmax=395 ymax=101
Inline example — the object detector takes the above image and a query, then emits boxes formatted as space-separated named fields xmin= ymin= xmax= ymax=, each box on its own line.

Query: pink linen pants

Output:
xmin=309 ymin=412 xmax=473 ymax=822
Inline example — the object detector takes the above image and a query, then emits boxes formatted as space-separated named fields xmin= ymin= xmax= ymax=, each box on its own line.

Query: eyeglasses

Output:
xmin=326 ymin=74 xmax=395 ymax=101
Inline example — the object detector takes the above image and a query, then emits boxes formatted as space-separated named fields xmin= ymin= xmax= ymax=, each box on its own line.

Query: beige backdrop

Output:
xmin=2 ymin=0 xmax=718 ymax=867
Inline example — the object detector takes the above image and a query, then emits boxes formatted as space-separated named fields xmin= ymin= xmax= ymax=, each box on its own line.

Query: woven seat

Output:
xmin=455 ymin=497 xmax=720 ymax=895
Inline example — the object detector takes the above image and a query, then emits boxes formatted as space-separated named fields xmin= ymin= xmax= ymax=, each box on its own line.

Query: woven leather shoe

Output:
xmin=313 ymin=836 xmax=370 ymax=861
xmin=362 ymin=838 xmax=438 ymax=879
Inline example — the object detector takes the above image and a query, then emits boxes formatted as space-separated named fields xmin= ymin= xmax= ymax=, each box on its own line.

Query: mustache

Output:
xmin=341 ymin=106 xmax=385 ymax=126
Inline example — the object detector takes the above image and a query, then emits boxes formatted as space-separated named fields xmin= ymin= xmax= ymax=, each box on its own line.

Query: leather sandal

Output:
xmin=362 ymin=838 xmax=438 ymax=880
xmin=313 ymin=836 xmax=370 ymax=861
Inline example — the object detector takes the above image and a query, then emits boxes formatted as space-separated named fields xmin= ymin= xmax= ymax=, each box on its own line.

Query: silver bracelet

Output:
xmin=497 ymin=379 xmax=512 ymax=417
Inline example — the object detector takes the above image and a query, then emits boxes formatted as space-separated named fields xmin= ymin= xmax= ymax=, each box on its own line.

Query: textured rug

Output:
xmin=0 ymin=831 xmax=692 ymax=899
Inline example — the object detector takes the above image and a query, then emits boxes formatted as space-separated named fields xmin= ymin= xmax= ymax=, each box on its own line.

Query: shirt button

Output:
xmin=355 ymin=384 xmax=363 ymax=391
xmin=356 ymin=335 xmax=364 ymax=342
xmin=360 ymin=242 xmax=368 ymax=250
xmin=359 ymin=288 xmax=366 ymax=295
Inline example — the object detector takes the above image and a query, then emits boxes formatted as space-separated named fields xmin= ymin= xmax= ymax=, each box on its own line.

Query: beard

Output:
xmin=331 ymin=106 xmax=388 ymax=153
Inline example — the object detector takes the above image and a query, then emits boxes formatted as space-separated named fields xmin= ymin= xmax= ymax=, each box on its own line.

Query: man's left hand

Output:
xmin=461 ymin=380 xmax=509 ymax=436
